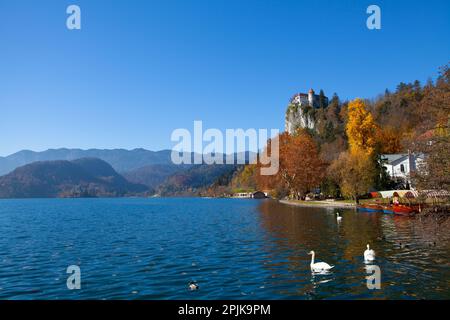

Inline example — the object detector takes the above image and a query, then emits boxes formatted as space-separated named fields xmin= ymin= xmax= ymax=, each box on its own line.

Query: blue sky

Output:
xmin=1 ymin=0 xmax=449 ymax=156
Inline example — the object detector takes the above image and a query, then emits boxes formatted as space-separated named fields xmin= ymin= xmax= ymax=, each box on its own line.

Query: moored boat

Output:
xmin=392 ymin=204 xmax=418 ymax=216
xmin=382 ymin=205 xmax=395 ymax=214
xmin=357 ymin=204 xmax=384 ymax=213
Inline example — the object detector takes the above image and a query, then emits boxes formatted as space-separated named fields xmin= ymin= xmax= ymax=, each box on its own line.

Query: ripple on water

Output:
xmin=0 ymin=198 xmax=448 ymax=299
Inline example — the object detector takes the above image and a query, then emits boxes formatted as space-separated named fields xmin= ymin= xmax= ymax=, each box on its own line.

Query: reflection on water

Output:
xmin=257 ymin=200 xmax=450 ymax=299
xmin=0 ymin=198 xmax=448 ymax=300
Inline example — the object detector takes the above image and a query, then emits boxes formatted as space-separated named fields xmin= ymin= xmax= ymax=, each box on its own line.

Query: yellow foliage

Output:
xmin=346 ymin=98 xmax=379 ymax=155
xmin=231 ymin=165 xmax=257 ymax=191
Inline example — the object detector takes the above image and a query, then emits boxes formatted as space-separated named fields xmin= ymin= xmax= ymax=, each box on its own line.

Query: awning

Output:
xmin=378 ymin=190 xmax=449 ymax=199
xmin=379 ymin=190 xmax=418 ymax=198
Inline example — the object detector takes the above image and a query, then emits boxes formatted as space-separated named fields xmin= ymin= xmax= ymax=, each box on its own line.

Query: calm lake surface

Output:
xmin=0 ymin=198 xmax=448 ymax=300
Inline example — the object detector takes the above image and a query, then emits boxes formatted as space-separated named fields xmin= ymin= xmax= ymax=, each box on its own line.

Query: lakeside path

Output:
xmin=279 ymin=199 xmax=356 ymax=209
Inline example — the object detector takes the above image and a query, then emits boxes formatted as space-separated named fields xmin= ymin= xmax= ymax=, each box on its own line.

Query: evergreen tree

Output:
xmin=319 ymin=89 xmax=327 ymax=109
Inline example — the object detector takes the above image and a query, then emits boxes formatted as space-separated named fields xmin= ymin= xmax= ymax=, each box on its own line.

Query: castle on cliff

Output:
xmin=285 ymin=88 xmax=329 ymax=134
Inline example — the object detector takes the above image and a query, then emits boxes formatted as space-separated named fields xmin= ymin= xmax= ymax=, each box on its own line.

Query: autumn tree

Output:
xmin=231 ymin=164 xmax=257 ymax=192
xmin=376 ymin=125 xmax=404 ymax=154
xmin=371 ymin=77 xmax=427 ymax=141
xmin=346 ymin=98 xmax=379 ymax=155
xmin=413 ymin=128 xmax=450 ymax=192
xmin=328 ymin=150 xmax=377 ymax=203
xmin=255 ymin=136 xmax=284 ymax=193
xmin=257 ymin=130 xmax=325 ymax=199
xmin=412 ymin=63 xmax=450 ymax=191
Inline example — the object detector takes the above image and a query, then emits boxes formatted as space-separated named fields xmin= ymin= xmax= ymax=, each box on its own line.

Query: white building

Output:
xmin=381 ymin=153 xmax=424 ymax=188
xmin=290 ymin=89 xmax=328 ymax=108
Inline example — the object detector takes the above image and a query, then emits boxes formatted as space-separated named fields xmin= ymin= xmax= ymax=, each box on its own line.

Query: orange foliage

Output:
xmin=377 ymin=126 xmax=404 ymax=154
xmin=257 ymin=130 xmax=325 ymax=199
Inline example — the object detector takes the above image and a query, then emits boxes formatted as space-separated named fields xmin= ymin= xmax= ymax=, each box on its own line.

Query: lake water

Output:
xmin=0 ymin=198 xmax=448 ymax=300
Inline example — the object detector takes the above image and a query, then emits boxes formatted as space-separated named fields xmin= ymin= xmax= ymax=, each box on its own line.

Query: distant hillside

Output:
xmin=0 ymin=149 xmax=258 ymax=197
xmin=123 ymin=163 xmax=191 ymax=189
xmin=0 ymin=148 xmax=173 ymax=176
xmin=0 ymin=158 xmax=148 ymax=198
xmin=156 ymin=164 xmax=239 ymax=196
xmin=0 ymin=148 xmax=258 ymax=176
xmin=123 ymin=151 xmax=257 ymax=190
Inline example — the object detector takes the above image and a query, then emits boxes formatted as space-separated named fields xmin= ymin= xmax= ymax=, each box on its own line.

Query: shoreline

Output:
xmin=279 ymin=199 xmax=356 ymax=209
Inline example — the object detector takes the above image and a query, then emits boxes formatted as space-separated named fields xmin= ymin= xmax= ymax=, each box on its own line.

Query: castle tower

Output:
xmin=308 ymin=88 xmax=315 ymax=107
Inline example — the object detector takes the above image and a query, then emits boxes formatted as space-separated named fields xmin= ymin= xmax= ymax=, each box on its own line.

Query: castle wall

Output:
xmin=285 ymin=89 xmax=329 ymax=133
xmin=285 ymin=106 xmax=315 ymax=133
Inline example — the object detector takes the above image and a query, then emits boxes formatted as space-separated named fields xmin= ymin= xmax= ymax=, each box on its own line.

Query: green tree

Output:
xmin=319 ymin=89 xmax=327 ymax=109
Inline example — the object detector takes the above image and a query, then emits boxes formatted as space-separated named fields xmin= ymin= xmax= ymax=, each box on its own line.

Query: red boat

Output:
xmin=392 ymin=204 xmax=418 ymax=216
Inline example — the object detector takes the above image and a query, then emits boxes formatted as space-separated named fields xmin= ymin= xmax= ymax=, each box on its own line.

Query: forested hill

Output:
xmin=0 ymin=158 xmax=149 ymax=198
xmin=0 ymin=148 xmax=173 ymax=176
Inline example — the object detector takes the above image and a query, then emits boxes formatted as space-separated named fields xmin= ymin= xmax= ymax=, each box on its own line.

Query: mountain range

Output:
xmin=0 ymin=158 xmax=148 ymax=198
xmin=0 ymin=148 xmax=257 ymax=176
xmin=0 ymin=148 xmax=173 ymax=176
xmin=0 ymin=149 xmax=257 ymax=198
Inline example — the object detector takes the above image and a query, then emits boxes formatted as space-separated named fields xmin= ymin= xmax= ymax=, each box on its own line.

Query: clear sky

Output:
xmin=1 ymin=0 xmax=449 ymax=156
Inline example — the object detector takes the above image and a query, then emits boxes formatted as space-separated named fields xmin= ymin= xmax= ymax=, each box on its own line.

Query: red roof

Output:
xmin=417 ymin=130 xmax=434 ymax=141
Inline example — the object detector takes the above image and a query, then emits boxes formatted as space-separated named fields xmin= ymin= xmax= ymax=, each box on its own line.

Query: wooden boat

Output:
xmin=392 ymin=204 xmax=418 ymax=216
xmin=382 ymin=205 xmax=395 ymax=214
xmin=357 ymin=204 xmax=384 ymax=213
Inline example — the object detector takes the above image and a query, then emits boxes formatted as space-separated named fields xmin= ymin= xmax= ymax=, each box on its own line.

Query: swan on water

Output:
xmin=336 ymin=212 xmax=343 ymax=222
xmin=308 ymin=251 xmax=334 ymax=272
xmin=364 ymin=244 xmax=376 ymax=261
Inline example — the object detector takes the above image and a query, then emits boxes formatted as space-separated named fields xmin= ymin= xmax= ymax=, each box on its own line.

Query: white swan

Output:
xmin=336 ymin=212 xmax=343 ymax=222
xmin=308 ymin=251 xmax=334 ymax=272
xmin=364 ymin=244 xmax=376 ymax=261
